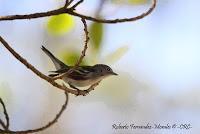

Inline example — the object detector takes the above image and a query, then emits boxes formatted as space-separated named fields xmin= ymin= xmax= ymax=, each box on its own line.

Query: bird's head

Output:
xmin=93 ymin=64 xmax=118 ymax=77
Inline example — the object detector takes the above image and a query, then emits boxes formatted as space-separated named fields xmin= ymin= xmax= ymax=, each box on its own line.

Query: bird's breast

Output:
xmin=63 ymin=77 xmax=103 ymax=87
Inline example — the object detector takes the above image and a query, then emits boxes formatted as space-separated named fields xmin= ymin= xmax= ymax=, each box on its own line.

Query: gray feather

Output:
xmin=41 ymin=45 xmax=68 ymax=70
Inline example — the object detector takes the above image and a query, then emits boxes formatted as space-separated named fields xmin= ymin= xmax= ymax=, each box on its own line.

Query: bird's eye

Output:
xmin=107 ymin=68 xmax=111 ymax=71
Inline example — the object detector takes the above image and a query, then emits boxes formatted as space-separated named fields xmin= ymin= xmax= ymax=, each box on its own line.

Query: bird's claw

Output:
xmin=83 ymin=90 xmax=89 ymax=96
xmin=75 ymin=89 xmax=81 ymax=96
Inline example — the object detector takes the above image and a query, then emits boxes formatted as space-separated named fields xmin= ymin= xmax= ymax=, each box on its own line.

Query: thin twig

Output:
xmin=0 ymin=8 xmax=66 ymax=21
xmin=76 ymin=18 xmax=89 ymax=66
xmin=83 ymin=81 xmax=101 ymax=96
xmin=64 ymin=0 xmax=74 ymax=8
xmin=0 ymin=0 xmax=156 ymax=24
xmin=0 ymin=91 xmax=68 ymax=133
xmin=52 ymin=18 xmax=89 ymax=80
xmin=70 ymin=0 xmax=84 ymax=10
xmin=64 ymin=0 xmax=69 ymax=8
xmin=0 ymin=118 xmax=6 ymax=130
xmin=0 ymin=98 xmax=9 ymax=130
xmin=68 ymin=0 xmax=156 ymax=23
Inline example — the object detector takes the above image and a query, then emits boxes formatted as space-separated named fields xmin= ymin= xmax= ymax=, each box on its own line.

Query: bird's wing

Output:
xmin=50 ymin=66 xmax=95 ymax=80
xmin=49 ymin=67 xmax=70 ymax=74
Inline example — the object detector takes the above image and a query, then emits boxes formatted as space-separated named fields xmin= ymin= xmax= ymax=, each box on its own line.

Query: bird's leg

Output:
xmin=83 ymin=89 xmax=89 ymax=95
xmin=83 ymin=81 xmax=101 ymax=95
xmin=69 ymin=83 xmax=81 ymax=96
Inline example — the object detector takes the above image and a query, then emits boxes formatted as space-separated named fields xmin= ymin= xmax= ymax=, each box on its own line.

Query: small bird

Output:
xmin=41 ymin=46 xmax=118 ymax=91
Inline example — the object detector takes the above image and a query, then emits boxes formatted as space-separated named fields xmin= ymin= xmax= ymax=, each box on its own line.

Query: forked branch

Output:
xmin=0 ymin=0 xmax=157 ymax=24
xmin=0 ymin=91 xmax=68 ymax=133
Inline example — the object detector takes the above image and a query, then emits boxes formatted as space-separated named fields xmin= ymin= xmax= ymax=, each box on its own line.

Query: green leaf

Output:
xmin=104 ymin=45 xmax=129 ymax=64
xmin=47 ymin=14 xmax=75 ymax=35
xmin=90 ymin=22 xmax=104 ymax=51
xmin=128 ymin=0 xmax=148 ymax=4
xmin=0 ymin=83 xmax=12 ymax=104
xmin=111 ymin=0 xmax=148 ymax=5
xmin=60 ymin=50 xmax=87 ymax=66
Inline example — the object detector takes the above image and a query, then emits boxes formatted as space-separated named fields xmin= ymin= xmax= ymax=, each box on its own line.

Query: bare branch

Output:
xmin=0 ymin=0 xmax=157 ymax=24
xmin=0 ymin=98 xmax=9 ymax=130
xmin=0 ymin=118 xmax=7 ymax=130
xmin=70 ymin=0 xmax=84 ymax=10
xmin=64 ymin=0 xmax=69 ymax=8
xmin=69 ymin=0 xmax=156 ymax=23
xmin=64 ymin=0 xmax=74 ymax=8
xmin=0 ymin=8 xmax=66 ymax=21
xmin=76 ymin=18 xmax=89 ymax=66
xmin=0 ymin=91 xmax=68 ymax=133
xmin=83 ymin=81 xmax=101 ymax=96
xmin=65 ymin=0 xmax=69 ymax=5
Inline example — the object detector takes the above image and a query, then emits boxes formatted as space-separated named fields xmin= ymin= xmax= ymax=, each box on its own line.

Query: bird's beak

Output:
xmin=111 ymin=72 xmax=118 ymax=75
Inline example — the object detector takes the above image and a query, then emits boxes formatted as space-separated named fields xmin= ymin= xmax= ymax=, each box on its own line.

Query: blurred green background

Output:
xmin=0 ymin=0 xmax=200 ymax=133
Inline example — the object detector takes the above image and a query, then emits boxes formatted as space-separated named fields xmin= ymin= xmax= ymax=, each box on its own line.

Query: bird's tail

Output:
xmin=41 ymin=46 xmax=68 ymax=70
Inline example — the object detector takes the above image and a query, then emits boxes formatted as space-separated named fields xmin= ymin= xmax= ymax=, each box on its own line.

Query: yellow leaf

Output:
xmin=0 ymin=83 xmax=12 ymax=104
xmin=60 ymin=50 xmax=87 ymax=66
xmin=104 ymin=45 xmax=129 ymax=64
xmin=128 ymin=0 xmax=148 ymax=4
xmin=90 ymin=22 xmax=104 ymax=51
xmin=112 ymin=0 xmax=148 ymax=5
xmin=47 ymin=14 xmax=75 ymax=35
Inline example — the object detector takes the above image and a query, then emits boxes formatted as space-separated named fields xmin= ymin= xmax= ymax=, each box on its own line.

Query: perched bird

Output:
xmin=41 ymin=46 xmax=118 ymax=91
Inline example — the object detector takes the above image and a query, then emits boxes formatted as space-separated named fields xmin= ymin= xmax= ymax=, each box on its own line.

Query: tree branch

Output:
xmin=0 ymin=0 xmax=156 ymax=24
xmin=64 ymin=0 xmax=74 ymax=8
xmin=0 ymin=118 xmax=7 ymax=130
xmin=70 ymin=0 xmax=84 ymax=10
xmin=0 ymin=97 xmax=9 ymax=130
xmin=0 ymin=91 xmax=68 ymax=133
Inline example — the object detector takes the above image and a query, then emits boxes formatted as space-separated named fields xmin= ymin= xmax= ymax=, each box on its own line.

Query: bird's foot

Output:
xmin=82 ymin=90 xmax=89 ymax=96
xmin=69 ymin=84 xmax=81 ymax=96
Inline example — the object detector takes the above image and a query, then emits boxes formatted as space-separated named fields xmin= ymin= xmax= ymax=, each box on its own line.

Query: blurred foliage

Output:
xmin=45 ymin=10 xmax=128 ymax=66
xmin=89 ymin=22 xmax=104 ymax=52
xmin=128 ymin=0 xmax=148 ymax=4
xmin=104 ymin=45 xmax=129 ymax=64
xmin=60 ymin=50 xmax=87 ymax=66
xmin=99 ymin=72 xmax=134 ymax=105
xmin=89 ymin=20 xmax=128 ymax=64
xmin=112 ymin=0 xmax=148 ymax=5
xmin=0 ymin=83 xmax=12 ymax=105
xmin=47 ymin=14 xmax=75 ymax=35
